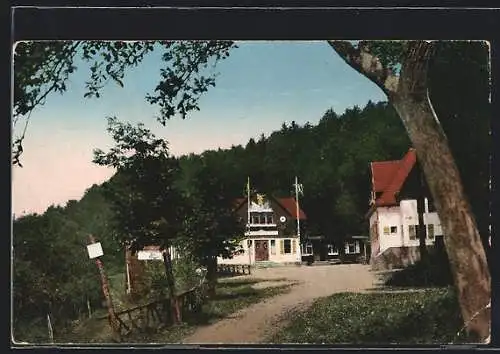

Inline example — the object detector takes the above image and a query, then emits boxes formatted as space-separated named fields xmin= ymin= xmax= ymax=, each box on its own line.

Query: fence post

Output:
xmin=88 ymin=235 xmax=121 ymax=342
xmin=47 ymin=313 xmax=54 ymax=344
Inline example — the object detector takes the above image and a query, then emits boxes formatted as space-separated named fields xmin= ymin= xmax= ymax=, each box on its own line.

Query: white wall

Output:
xmin=376 ymin=206 xmax=403 ymax=252
xmin=371 ymin=199 xmax=442 ymax=252
xmin=217 ymin=237 xmax=301 ymax=265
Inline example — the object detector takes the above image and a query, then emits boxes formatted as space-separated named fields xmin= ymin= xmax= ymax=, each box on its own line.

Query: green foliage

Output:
xmin=429 ymin=41 xmax=491 ymax=254
xmin=66 ymin=278 xmax=290 ymax=343
xmin=141 ymin=262 xmax=170 ymax=300
xmin=13 ymin=40 xmax=235 ymax=167
xmin=146 ymin=40 xmax=236 ymax=124
xmin=172 ymin=256 xmax=203 ymax=293
xmin=385 ymin=244 xmax=453 ymax=287
xmin=271 ymin=288 xmax=470 ymax=344
xmin=94 ymin=117 xmax=185 ymax=253
xmin=178 ymin=159 xmax=246 ymax=265
xmin=363 ymin=41 xmax=406 ymax=70
xmin=12 ymin=207 xmax=104 ymax=341
xmin=174 ymin=100 xmax=410 ymax=243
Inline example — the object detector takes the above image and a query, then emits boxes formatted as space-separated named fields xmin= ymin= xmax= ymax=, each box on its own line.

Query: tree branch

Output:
xmin=327 ymin=41 xmax=399 ymax=96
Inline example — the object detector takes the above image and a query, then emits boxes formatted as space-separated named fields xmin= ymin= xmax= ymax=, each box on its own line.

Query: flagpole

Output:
xmin=247 ymin=176 xmax=251 ymax=265
xmin=295 ymin=176 xmax=301 ymax=239
xmin=247 ymin=176 xmax=251 ymax=227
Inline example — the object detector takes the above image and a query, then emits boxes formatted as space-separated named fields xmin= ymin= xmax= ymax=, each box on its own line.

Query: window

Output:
xmin=284 ymin=239 xmax=292 ymax=254
xmin=270 ymin=239 xmax=276 ymax=255
xmin=345 ymin=241 xmax=359 ymax=254
xmin=427 ymin=224 xmax=435 ymax=240
xmin=345 ymin=241 xmax=360 ymax=254
xmin=383 ymin=226 xmax=390 ymax=235
xmin=301 ymin=243 xmax=313 ymax=255
xmin=327 ymin=244 xmax=339 ymax=255
xmin=390 ymin=226 xmax=397 ymax=234
xmin=409 ymin=225 xmax=417 ymax=240
xmin=300 ymin=242 xmax=313 ymax=256
xmin=250 ymin=212 xmax=275 ymax=225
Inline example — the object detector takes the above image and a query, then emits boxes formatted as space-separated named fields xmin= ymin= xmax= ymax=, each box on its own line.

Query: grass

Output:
xmin=268 ymin=287 xmax=475 ymax=345
xmin=65 ymin=277 xmax=293 ymax=344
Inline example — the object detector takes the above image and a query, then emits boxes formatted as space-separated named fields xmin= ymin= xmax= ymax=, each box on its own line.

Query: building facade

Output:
xmin=217 ymin=194 xmax=306 ymax=266
xmin=300 ymin=235 xmax=369 ymax=264
xmin=367 ymin=148 xmax=443 ymax=270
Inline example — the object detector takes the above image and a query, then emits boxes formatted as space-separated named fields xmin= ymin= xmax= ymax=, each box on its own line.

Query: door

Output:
xmin=255 ymin=240 xmax=269 ymax=261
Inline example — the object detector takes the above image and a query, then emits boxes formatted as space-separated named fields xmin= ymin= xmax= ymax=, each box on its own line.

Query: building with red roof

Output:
xmin=367 ymin=148 xmax=443 ymax=270
xmin=217 ymin=193 xmax=307 ymax=266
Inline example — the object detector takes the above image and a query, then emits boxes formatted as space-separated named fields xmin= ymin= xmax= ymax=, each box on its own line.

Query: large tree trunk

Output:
xmin=329 ymin=40 xmax=491 ymax=341
xmin=162 ymin=247 xmax=182 ymax=324
xmin=391 ymin=42 xmax=490 ymax=340
xmin=206 ymin=256 xmax=218 ymax=299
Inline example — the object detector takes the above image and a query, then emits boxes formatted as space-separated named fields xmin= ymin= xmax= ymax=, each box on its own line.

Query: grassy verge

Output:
xmin=269 ymin=287 xmax=474 ymax=344
xmin=66 ymin=277 xmax=293 ymax=344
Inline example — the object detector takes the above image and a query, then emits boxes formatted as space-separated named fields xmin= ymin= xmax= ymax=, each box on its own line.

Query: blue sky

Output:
xmin=12 ymin=40 xmax=387 ymax=215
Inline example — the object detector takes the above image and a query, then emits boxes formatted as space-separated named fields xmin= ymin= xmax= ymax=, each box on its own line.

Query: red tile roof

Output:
xmin=276 ymin=197 xmax=307 ymax=220
xmin=233 ymin=196 xmax=307 ymax=220
xmin=370 ymin=148 xmax=417 ymax=207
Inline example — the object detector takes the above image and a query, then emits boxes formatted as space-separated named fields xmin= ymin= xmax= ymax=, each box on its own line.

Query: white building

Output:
xmin=367 ymin=148 xmax=443 ymax=270
xmin=217 ymin=194 xmax=306 ymax=266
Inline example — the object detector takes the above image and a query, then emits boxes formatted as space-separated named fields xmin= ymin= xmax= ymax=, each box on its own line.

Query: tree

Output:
xmin=328 ymin=40 xmax=490 ymax=340
xmin=13 ymin=207 xmax=102 ymax=341
xmin=93 ymin=116 xmax=186 ymax=323
xmin=177 ymin=158 xmax=245 ymax=297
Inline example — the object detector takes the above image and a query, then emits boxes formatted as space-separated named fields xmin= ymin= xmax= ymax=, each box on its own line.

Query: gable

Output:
xmin=233 ymin=195 xmax=307 ymax=220
xmin=276 ymin=197 xmax=307 ymax=220
xmin=370 ymin=148 xmax=417 ymax=207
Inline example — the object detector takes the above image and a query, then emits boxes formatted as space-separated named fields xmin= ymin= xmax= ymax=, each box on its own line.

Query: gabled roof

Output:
xmin=276 ymin=197 xmax=307 ymax=220
xmin=370 ymin=148 xmax=417 ymax=207
xmin=234 ymin=195 xmax=307 ymax=220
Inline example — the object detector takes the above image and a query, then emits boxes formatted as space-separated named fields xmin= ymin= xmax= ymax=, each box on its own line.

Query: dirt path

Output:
xmin=181 ymin=264 xmax=378 ymax=344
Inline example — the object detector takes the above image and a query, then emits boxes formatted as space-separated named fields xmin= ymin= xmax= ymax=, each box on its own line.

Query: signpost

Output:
xmin=87 ymin=235 xmax=121 ymax=342
xmin=137 ymin=249 xmax=163 ymax=261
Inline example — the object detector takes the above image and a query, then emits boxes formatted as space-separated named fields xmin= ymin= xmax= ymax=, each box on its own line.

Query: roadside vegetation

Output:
xmin=270 ymin=287 xmax=474 ymax=344
xmin=65 ymin=277 xmax=293 ymax=344
xmin=269 ymin=245 xmax=468 ymax=344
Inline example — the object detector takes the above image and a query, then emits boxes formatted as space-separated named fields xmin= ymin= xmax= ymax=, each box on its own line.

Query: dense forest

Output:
xmin=12 ymin=41 xmax=490 ymax=342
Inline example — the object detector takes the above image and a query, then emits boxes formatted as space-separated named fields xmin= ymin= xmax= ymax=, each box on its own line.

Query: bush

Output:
xmin=385 ymin=247 xmax=453 ymax=287
xmin=172 ymin=256 xmax=202 ymax=292
xmin=138 ymin=257 xmax=203 ymax=302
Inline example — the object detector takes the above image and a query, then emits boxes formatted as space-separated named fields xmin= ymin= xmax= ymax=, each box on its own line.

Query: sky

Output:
xmin=12 ymin=40 xmax=387 ymax=216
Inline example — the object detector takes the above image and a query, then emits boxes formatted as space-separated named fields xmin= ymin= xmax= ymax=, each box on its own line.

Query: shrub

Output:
xmin=385 ymin=246 xmax=453 ymax=287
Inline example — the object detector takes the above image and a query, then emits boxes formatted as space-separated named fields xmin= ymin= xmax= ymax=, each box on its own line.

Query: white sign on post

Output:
xmin=87 ymin=242 xmax=104 ymax=259
xmin=137 ymin=250 xmax=163 ymax=261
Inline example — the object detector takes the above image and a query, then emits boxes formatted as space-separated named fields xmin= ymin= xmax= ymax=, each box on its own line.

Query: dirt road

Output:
xmin=181 ymin=264 xmax=378 ymax=344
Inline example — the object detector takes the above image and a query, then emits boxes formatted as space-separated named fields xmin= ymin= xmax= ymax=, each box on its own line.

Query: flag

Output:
xmin=297 ymin=183 xmax=304 ymax=196
xmin=293 ymin=178 xmax=304 ymax=196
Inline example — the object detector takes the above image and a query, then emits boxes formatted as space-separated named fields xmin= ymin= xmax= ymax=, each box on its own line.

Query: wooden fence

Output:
xmin=98 ymin=285 xmax=202 ymax=339
xmin=217 ymin=264 xmax=251 ymax=276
